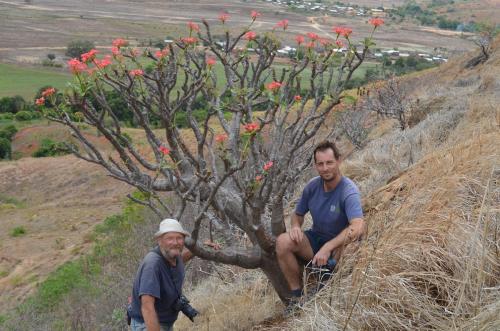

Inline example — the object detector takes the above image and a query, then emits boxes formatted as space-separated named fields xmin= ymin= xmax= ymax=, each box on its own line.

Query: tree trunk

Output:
xmin=260 ymin=252 xmax=291 ymax=303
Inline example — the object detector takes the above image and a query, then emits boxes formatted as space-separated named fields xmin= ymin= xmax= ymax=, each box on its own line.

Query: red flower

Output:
xmin=306 ymin=41 xmax=316 ymax=49
xmin=111 ymin=46 xmax=120 ymax=56
xmin=243 ymin=122 xmax=259 ymax=133
xmin=266 ymin=81 xmax=282 ymax=92
xmin=319 ymin=38 xmax=330 ymax=47
xmin=306 ymin=32 xmax=319 ymax=41
xmin=295 ymin=35 xmax=305 ymax=45
xmin=35 ymin=97 xmax=45 ymax=106
xmin=369 ymin=18 xmax=384 ymax=27
xmin=67 ymin=58 xmax=87 ymax=74
xmin=250 ymin=10 xmax=261 ymax=21
xmin=333 ymin=26 xmax=352 ymax=37
xmin=219 ymin=12 xmax=230 ymax=24
xmin=244 ymin=31 xmax=257 ymax=41
xmin=206 ymin=57 xmax=216 ymax=67
xmin=187 ymin=21 xmax=200 ymax=32
xmin=81 ymin=49 xmax=98 ymax=63
xmin=155 ymin=48 xmax=169 ymax=58
xmin=41 ymin=87 xmax=56 ymax=97
xmin=181 ymin=37 xmax=198 ymax=45
xmin=294 ymin=95 xmax=302 ymax=102
xmin=215 ymin=133 xmax=228 ymax=143
xmin=159 ymin=146 xmax=170 ymax=156
xmin=335 ymin=40 xmax=344 ymax=48
xmin=255 ymin=175 xmax=263 ymax=182
xmin=263 ymin=161 xmax=273 ymax=171
xmin=129 ymin=69 xmax=144 ymax=77
xmin=112 ymin=38 xmax=128 ymax=48
xmin=95 ymin=55 xmax=112 ymax=68
xmin=275 ymin=19 xmax=289 ymax=30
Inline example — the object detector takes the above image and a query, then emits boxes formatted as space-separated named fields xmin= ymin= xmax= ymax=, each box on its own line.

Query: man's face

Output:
xmin=314 ymin=148 xmax=340 ymax=182
xmin=158 ymin=232 xmax=185 ymax=260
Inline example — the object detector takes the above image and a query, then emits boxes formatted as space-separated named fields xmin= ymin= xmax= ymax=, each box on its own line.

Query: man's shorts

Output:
xmin=304 ymin=229 xmax=330 ymax=254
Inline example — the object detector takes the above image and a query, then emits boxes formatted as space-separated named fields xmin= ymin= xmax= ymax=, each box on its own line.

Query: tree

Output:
xmin=39 ymin=16 xmax=381 ymax=301
xmin=367 ymin=77 xmax=411 ymax=130
xmin=466 ymin=22 xmax=498 ymax=68
xmin=65 ymin=40 xmax=95 ymax=59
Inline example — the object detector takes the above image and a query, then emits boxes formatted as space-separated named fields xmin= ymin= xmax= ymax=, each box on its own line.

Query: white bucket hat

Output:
xmin=154 ymin=218 xmax=190 ymax=238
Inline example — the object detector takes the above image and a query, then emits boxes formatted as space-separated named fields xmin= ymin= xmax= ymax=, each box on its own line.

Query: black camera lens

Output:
xmin=174 ymin=295 xmax=199 ymax=322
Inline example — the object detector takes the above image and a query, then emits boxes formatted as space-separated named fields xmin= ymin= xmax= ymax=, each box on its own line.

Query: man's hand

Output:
xmin=289 ymin=226 xmax=304 ymax=243
xmin=312 ymin=247 xmax=331 ymax=266
xmin=203 ymin=240 xmax=221 ymax=250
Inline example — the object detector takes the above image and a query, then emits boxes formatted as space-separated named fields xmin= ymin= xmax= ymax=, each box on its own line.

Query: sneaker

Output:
xmin=283 ymin=297 xmax=302 ymax=318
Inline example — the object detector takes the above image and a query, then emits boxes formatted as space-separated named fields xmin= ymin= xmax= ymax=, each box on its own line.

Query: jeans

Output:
xmin=130 ymin=318 xmax=173 ymax=331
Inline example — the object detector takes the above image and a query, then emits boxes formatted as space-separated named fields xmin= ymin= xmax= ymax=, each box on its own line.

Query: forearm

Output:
xmin=291 ymin=213 xmax=304 ymax=229
xmin=323 ymin=219 xmax=365 ymax=254
xmin=142 ymin=304 xmax=160 ymax=331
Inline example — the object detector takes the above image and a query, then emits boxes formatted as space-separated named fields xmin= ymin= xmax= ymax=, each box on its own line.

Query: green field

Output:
xmin=0 ymin=63 xmax=71 ymax=100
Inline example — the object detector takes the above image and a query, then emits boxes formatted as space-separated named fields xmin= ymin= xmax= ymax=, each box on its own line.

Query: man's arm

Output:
xmin=289 ymin=213 xmax=305 ymax=243
xmin=312 ymin=218 xmax=365 ymax=266
xmin=141 ymin=294 xmax=160 ymax=331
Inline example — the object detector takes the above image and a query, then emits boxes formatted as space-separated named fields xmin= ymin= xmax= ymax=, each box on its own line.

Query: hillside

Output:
xmin=174 ymin=37 xmax=500 ymax=330
xmin=0 ymin=143 xmax=130 ymax=312
xmin=0 ymin=30 xmax=498 ymax=331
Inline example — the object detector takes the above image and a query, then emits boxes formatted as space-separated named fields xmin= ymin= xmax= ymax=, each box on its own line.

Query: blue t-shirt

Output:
xmin=295 ymin=176 xmax=363 ymax=241
xmin=130 ymin=246 xmax=185 ymax=324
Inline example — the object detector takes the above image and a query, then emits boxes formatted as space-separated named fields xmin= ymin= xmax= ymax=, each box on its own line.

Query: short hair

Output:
xmin=313 ymin=140 xmax=341 ymax=163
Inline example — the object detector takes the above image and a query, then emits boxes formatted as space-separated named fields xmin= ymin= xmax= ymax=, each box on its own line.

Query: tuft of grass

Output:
xmin=10 ymin=226 xmax=26 ymax=237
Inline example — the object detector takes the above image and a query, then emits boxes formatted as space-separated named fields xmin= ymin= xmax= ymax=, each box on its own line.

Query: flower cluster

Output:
xmin=275 ymin=19 xmax=289 ymax=30
xmin=81 ymin=49 xmax=98 ymax=63
xmin=67 ymin=58 xmax=88 ymax=74
xmin=112 ymin=38 xmax=128 ymax=48
xmin=263 ymin=161 xmax=273 ymax=172
xmin=244 ymin=31 xmax=257 ymax=41
xmin=155 ymin=48 xmax=169 ymax=59
xmin=333 ymin=27 xmax=353 ymax=38
xmin=95 ymin=55 xmax=112 ymax=69
xmin=250 ymin=10 xmax=261 ymax=21
xmin=219 ymin=12 xmax=230 ymax=24
xmin=41 ymin=87 xmax=56 ymax=97
xmin=243 ymin=122 xmax=259 ymax=134
xmin=295 ymin=35 xmax=305 ymax=45
xmin=206 ymin=57 xmax=216 ymax=67
xmin=159 ymin=146 xmax=170 ymax=156
xmin=215 ymin=133 xmax=228 ymax=144
xmin=187 ymin=21 xmax=200 ymax=32
xmin=35 ymin=97 xmax=45 ymax=106
xmin=369 ymin=18 xmax=384 ymax=27
xmin=129 ymin=69 xmax=144 ymax=77
xmin=181 ymin=37 xmax=198 ymax=45
xmin=266 ymin=81 xmax=282 ymax=92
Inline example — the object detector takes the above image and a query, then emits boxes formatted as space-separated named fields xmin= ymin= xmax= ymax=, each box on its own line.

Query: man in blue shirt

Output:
xmin=129 ymin=218 xmax=194 ymax=331
xmin=276 ymin=140 xmax=366 ymax=300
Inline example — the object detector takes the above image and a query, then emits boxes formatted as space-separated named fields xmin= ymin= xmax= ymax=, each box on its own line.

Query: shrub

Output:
xmin=0 ymin=137 xmax=11 ymax=159
xmin=0 ymin=96 xmax=25 ymax=114
xmin=47 ymin=53 xmax=56 ymax=61
xmin=14 ymin=111 xmax=33 ymax=121
xmin=65 ymin=40 xmax=95 ymax=59
xmin=0 ymin=125 xmax=18 ymax=141
xmin=0 ymin=113 xmax=14 ymax=120
xmin=32 ymin=138 xmax=72 ymax=158
xmin=10 ymin=226 xmax=26 ymax=237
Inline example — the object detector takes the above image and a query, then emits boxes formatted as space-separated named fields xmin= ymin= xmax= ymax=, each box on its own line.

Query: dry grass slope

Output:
xmin=177 ymin=38 xmax=499 ymax=330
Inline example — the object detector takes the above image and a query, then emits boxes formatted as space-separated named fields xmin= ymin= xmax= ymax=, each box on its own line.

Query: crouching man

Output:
xmin=129 ymin=218 xmax=196 ymax=331
xmin=276 ymin=141 xmax=366 ymax=302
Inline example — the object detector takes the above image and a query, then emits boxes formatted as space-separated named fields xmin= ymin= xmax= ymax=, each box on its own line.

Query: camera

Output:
xmin=173 ymin=295 xmax=199 ymax=322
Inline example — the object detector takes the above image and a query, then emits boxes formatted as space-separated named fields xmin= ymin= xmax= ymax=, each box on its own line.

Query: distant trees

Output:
xmin=66 ymin=40 xmax=95 ymax=59
xmin=0 ymin=95 xmax=25 ymax=114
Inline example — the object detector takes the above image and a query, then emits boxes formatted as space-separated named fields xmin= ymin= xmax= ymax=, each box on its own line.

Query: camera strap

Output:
xmin=152 ymin=247 xmax=182 ymax=299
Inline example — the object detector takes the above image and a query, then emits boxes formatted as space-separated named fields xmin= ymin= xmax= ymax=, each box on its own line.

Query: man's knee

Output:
xmin=276 ymin=233 xmax=293 ymax=256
